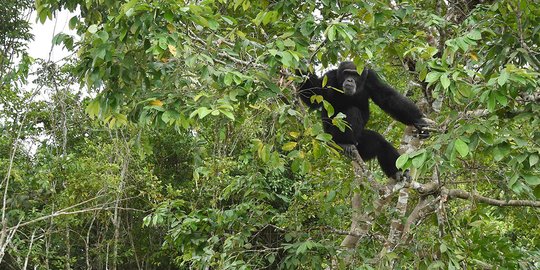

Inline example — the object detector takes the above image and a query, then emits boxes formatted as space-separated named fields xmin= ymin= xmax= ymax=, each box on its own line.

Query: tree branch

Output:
xmin=340 ymin=148 xmax=376 ymax=249
xmin=400 ymin=197 xmax=439 ymax=243
xmin=446 ymin=188 xmax=540 ymax=207
xmin=407 ymin=181 xmax=540 ymax=208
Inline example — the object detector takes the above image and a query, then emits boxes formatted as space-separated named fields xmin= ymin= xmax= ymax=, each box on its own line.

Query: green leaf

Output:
xmin=267 ymin=254 xmax=275 ymax=264
xmin=523 ymin=175 xmax=540 ymax=186
xmin=322 ymin=100 xmax=334 ymax=117
xmin=262 ymin=11 xmax=277 ymax=25
xmin=327 ymin=25 xmax=336 ymax=42
xmin=396 ymin=154 xmax=409 ymax=169
xmin=497 ymin=70 xmax=509 ymax=86
xmin=315 ymin=133 xmax=332 ymax=142
xmin=52 ymin=33 xmax=66 ymax=45
xmin=530 ymin=154 xmax=539 ymax=167
xmin=222 ymin=16 xmax=236 ymax=25
xmin=88 ymin=24 xmax=98 ymax=34
xmin=281 ymin=51 xmax=293 ymax=67
xmin=162 ymin=110 xmax=180 ymax=124
xmin=220 ymin=110 xmax=235 ymax=120
xmin=291 ymin=158 xmax=301 ymax=173
xmin=164 ymin=10 xmax=174 ymax=22
xmin=224 ymin=73 xmax=233 ymax=86
xmin=85 ymin=99 xmax=100 ymax=119
xmin=122 ymin=0 xmax=138 ymax=13
xmin=487 ymin=93 xmax=496 ymax=111
xmin=96 ymin=46 xmax=107 ymax=59
xmin=495 ymin=92 xmax=508 ymax=106
xmin=38 ymin=8 xmax=47 ymax=23
xmin=284 ymin=234 xmax=292 ymax=242
xmin=365 ymin=47 xmax=373 ymax=59
xmin=332 ymin=115 xmax=349 ymax=132
xmin=440 ymin=243 xmax=448 ymax=253
xmin=98 ymin=30 xmax=109 ymax=42
xmin=260 ymin=145 xmax=271 ymax=163
xmin=440 ymin=74 xmax=450 ymax=90
xmin=310 ymin=95 xmax=323 ymax=104
xmin=454 ymin=139 xmax=469 ymax=157
xmin=322 ymin=75 xmax=328 ymax=87
xmin=456 ymin=37 xmax=469 ymax=51
xmin=301 ymin=160 xmax=311 ymax=174
xmin=283 ymin=38 xmax=295 ymax=48
xmin=233 ymin=0 xmax=243 ymax=10
xmin=493 ymin=145 xmax=507 ymax=161
xmin=69 ymin=16 xmax=78 ymax=29
xmin=312 ymin=141 xmax=322 ymax=158
xmin=467 ymin=30 xmax=482 ymax=40
xmin=425 ymin=71 xmax=442 ymax=83
xmin=296 ymin=242 xmax=307 ymax=255
xmin=326 ymin=190 xmax=337 ymax=202
xmin=508 ymin=174 xmax=519 ymax=188
xmin=412 ymin=152 xmax=427 ymax=168
xmin=189 ymin=107 xmax=212 ymax=119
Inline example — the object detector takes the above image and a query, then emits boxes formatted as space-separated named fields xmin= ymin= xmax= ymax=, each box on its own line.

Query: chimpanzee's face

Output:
xmin=342 ymin=71 xmax=358 ymax=96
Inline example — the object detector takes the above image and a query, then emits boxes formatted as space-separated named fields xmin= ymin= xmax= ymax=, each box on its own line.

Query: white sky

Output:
xmin=22 ymin=10 xmax=79 ymax=155
xmin=28 ymin=9 xmax=76 ymax=62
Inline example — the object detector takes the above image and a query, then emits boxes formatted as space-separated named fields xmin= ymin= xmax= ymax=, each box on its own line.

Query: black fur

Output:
xmin=298 ymin=61 xmax=427 ymax=178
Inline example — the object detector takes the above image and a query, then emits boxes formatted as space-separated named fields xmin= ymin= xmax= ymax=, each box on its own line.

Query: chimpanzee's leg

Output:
xmin=355 ymin=129 xmax=402 ymax=179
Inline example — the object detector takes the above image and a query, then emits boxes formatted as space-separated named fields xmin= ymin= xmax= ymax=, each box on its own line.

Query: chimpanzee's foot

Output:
xmin=390 ymin=170 xmax=411 ymax=185
xmin=338 ymin=143 xmax=357 ymax=159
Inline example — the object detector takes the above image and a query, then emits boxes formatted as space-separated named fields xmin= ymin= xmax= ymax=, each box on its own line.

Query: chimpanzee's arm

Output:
xmin=297 ymin=71 xmax=324 ymax=109
xmin=365 ymin=69 xmax=426 ymax=127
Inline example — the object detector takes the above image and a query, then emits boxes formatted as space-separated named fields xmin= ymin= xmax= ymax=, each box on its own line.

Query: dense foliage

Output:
xmin=1 ymin=0 xmax=539 ymax=269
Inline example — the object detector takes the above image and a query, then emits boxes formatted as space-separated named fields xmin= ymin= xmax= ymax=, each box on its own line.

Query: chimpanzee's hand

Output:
xmin=413 ymin=117 xmax=436 ymax=139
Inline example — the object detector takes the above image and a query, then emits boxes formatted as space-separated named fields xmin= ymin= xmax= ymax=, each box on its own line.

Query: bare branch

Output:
xmin=407 ymin=181 xmax=540 ymax=208
xmin=8 ymin=205 xmax=145 ymax=233
xmin=186 ymin=28 xmax=266 ymax=69
xmin=340 ymin=149 xmax=376 ymax=249
xmin=446 ymin=188 xmax=540 ymax=207
xmin=400 ymin=197 xmax=439 ymax=243
xmin=384 ymin=187 xmax=410 ymax=252
xmin=325 ymin=226 xmax=362 ymax=237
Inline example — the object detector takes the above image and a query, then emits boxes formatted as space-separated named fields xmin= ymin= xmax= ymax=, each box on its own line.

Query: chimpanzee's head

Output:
xmin=337 ymin=61 xmax=366 ymax=96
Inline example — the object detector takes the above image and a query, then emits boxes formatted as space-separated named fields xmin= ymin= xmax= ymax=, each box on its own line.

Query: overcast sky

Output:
xmin=28 ymin=9 xmax=76 ymax=62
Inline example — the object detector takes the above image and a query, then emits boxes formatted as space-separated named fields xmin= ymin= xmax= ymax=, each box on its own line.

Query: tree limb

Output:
xmin=407 ymin=181 xmax=540 ymax=208
xmin=400 ymin=196 xmax=439 ymax=243
xmin=445 ymin=188 xmax=540 ymax=207
xmin=340 ymin=148 xmax=376 ymax=249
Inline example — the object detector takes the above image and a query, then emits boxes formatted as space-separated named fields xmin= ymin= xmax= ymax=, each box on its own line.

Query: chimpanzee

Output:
xmin=297 ymin=61 xmax=431 ymax=179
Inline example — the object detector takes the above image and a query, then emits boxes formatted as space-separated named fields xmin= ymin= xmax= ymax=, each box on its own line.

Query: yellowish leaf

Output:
xmin=167 ymin=24 xmax=175 ymax=33
xmin=149 ymin=99 xmax=163 ymax=106
xmin=168 ymin=44 xmax=177 ymax=56
xmin=282 ymin=142 xmax=297 ymax=151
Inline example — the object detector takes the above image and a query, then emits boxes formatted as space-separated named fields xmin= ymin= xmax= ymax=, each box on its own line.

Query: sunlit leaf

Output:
xmin=396 ymin=154 xmax=409 ymax=169
xmin=467 ymin=30 xmax=482 ymax=40
xmin=282 ymin=142 xmax=297 ymax=151
xmin=88 ymin=24 xmax=98 ymax=34
xmin=454 ymin=139 xmax=469 ymax=157
xmin=530 ymin=154 xmax=539 ymax=167
xmin=425 ymin=71 xmax=442 ymax=83
xmin=149 ymin=99 xmax=163 ymax=106
xmin=440 ymin=74 xmax=450 ymax=89
xmin=523 ymin=175 xmax=540 ymax=186
xmin=168 ymin=44 xmax=177 ymax=56
xmin=498 ymin=70 xmax=509 ymax=86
